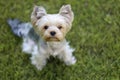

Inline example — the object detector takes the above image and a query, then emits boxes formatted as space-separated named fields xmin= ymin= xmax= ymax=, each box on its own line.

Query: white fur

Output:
xmin=22 ymin=37 xmax=76 ymax=70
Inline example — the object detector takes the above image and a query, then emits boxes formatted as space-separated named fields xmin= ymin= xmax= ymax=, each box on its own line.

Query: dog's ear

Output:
xmin=59 ymin=5 xmax=74 ymax=23
xmin=31 ymin=5 xmax=47 ymax=25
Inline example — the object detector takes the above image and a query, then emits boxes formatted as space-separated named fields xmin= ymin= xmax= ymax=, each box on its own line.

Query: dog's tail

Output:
xmin=7 ymin=19 xmax=32 ymax=37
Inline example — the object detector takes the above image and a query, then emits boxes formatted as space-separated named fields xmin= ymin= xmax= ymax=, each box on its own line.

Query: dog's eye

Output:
xmin=58 ymin=26 xmax=62 ymax=29
xmin=44 ymin=25 xmax=49 ymax=30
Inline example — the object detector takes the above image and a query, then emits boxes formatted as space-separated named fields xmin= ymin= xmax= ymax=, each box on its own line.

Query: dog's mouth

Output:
xmin=46 ymin=37 xmax=60 ymax=41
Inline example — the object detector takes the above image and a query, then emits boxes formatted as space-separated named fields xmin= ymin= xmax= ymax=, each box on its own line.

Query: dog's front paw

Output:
xmin=35 ymin=63 xmax=45 ymax=70
xmin=65 ymin=56 xmax=76 ymax=66
xmin=30 ymin=55 xmax=47 ymax=70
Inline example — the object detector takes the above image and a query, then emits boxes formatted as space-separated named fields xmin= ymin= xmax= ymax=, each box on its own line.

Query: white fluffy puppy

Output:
xmin=8 ymin=4 xmax=76 ymax=70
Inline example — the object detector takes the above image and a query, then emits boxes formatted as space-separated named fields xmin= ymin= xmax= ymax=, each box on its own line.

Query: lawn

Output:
xmin=0 ymin=0 xmax=120 ymax=80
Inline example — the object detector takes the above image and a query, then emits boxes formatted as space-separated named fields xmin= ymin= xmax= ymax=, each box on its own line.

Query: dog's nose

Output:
xmin=50 ymin=31 xmax=56 ymax=36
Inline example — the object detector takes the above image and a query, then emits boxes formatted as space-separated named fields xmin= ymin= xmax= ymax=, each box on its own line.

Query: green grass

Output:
xmin=0 ymin=0 xmax=120 ymax=80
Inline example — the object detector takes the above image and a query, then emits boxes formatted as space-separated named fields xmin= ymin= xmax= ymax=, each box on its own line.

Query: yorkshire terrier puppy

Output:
xmin=7 ymin=4 xmax=76 ymax=70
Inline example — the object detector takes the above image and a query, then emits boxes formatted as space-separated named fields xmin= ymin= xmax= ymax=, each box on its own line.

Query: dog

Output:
xmin=7 ymin=4 xmax=76 ymax=70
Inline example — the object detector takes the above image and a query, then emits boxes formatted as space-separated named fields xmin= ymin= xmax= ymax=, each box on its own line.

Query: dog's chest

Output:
xmin=47 ymin=42 xmax=64 ymax=56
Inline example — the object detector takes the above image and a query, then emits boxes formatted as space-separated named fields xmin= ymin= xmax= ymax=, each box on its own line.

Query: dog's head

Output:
xmin=31 ymin=5 xmax=74 ymax=42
